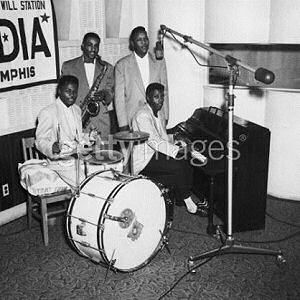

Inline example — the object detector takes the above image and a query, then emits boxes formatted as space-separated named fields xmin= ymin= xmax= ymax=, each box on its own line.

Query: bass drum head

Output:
xmin=101 ymin=177 xmax=167 ymax=272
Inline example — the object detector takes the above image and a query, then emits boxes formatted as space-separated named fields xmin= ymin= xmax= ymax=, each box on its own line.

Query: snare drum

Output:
xmin=83 ymin=150 xmax=123 ymax=176
xmin=66 ymin=170 xmax=173 ymax=272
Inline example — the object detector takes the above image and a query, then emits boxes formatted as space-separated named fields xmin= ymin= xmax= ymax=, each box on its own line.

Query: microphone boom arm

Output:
xmin=160 ymin=24 xmax=274 ymax=84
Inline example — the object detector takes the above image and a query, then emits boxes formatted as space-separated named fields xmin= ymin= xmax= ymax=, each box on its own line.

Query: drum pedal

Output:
xmin=89 ymin=256 xmax=101 ymax=264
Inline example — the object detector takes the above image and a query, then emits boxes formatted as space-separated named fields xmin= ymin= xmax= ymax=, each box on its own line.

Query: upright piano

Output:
xmin=172 ymin=106 xmax=270 ymax=232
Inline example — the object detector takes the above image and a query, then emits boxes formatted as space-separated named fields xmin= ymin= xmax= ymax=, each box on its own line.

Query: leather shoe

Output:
xmin=195 ymin=199 xmax=209 ymax=217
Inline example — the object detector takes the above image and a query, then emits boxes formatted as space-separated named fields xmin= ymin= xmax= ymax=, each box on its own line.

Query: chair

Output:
xmin=21 ymin=137 xmax=73 ymax=246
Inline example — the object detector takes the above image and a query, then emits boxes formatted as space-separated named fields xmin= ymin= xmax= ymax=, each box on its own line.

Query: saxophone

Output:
xmin=81 ymin=57 xmax=108 ymax=129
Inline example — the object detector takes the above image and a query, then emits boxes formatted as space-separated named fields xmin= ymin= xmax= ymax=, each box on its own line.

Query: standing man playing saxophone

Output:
xmin=61 ymin=32 xmax=116 ymax=140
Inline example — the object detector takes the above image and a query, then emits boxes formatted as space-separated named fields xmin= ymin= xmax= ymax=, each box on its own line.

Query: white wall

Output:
xmin=265 ymin=90 xmax=300 ymax=200
xmin=148 ymin=0 xmax=208 ymax=128
xmin=205 ymin=0 xmax=300 ymax=44
xmin=119 ymin=0 xmax=148 ymax=38
xmin=203 ymin=85 xmax=268 ymax=126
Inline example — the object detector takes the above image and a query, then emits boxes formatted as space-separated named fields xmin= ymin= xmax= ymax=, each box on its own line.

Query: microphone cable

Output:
xmin=265 ymin=211 xmax=300 ymax=229
xmin=236 ymin=230 xmax=300 ymax=244
xmin=236 ymin=211 xmax=300 ymax=244
xmin=157 ymin=254 xmax=216 ymax=300
xmin=166 ymin=30 xmax=227 ymax=70
xmin=170 ymin=226 xmax=215 ymax=238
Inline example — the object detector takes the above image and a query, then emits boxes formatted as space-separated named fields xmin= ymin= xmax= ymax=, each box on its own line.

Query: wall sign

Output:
xmin=0 ymin=0 xmax=59 ymax=92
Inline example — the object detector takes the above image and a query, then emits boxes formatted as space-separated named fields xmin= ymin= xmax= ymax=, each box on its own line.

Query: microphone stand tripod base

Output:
xmin=187 ymin=233 xmax=286 ymax=273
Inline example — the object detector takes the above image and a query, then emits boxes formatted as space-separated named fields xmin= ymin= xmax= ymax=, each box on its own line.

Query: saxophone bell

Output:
xmin=86 ymin=101 xmax=100 ymax=116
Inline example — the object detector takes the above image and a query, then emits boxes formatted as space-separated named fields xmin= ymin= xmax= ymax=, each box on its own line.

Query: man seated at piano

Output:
xmin=131 ymin=82 xmax=208 ymax=216
xmin=35 ymin=75 xmax=98 ymax=188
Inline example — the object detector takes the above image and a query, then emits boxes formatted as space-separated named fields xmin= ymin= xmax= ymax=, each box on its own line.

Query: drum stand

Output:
xmin=73 ymin=146 xmax=81 ymax=196
xmin=188 ymin=65 xmax=285 ymax=269
xmin=113 ymin=130 xmax=149 ymax=175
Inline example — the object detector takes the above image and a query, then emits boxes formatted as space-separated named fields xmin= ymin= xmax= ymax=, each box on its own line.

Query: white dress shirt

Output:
xmin=134 ymin=52 xmax=149 ymax=89
xmin=132 ymin=104 xmax=179 ymax=174
xmin=84 ymin=61 xmax=95 ymax=88
xmin=56 ymin=98 xmax=80 ymax=143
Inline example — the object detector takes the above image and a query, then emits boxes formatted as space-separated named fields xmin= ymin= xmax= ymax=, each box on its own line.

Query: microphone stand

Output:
xmin=160 ymin=25 xmax=285 ymax=267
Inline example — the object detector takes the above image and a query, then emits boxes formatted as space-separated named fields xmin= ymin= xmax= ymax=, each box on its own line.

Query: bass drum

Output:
xmin=66 ymin=170 xmax=173 ymax=272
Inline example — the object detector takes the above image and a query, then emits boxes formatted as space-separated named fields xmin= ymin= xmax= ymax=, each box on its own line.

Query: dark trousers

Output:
xmin=141 ymin=152 xmax=193 ymax=205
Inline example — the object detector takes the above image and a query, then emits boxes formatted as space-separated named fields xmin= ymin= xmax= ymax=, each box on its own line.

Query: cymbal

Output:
xmin=113 ymin=130 xmax=149 ymax=141
xmin=56 ymin=147 xmax=93 ymax=160
xmin=83 ymin=150 xmax=123 ymax=165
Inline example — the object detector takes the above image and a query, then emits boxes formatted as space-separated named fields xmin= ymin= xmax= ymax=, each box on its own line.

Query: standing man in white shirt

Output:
xmin=61 ymin=32 xmax=116 ymax=140
xmin=114 ymin=26 xmax=169 ymax=132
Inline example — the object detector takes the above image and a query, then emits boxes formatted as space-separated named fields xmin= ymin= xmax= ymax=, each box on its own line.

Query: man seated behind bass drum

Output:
xmin=35 ymin=75 xmax=97 ymax=186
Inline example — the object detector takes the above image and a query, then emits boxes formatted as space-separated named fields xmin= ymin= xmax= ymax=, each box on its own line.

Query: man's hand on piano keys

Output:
xmin=174 ymin=133 xmax=192 ymax=146
xmin=175 ymin=143 xmax=208 ymax=165
xmin=190 ymin=149 xmax=207 ymax=164
xmin=176 ymin=143 xmax=193 ymax=159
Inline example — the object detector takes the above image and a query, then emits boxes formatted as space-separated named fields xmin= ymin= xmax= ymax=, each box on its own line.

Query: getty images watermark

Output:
xmin=93 ymin=135 xmax=241 ymax=167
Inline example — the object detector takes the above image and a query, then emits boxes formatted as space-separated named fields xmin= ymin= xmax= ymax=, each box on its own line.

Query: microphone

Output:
xmin=254 ymin=68 xmax=275 ymax=85
xmin=225 ymin=55 xmax=275 ymax=85
xmin=160 ymin=24 xmax=167 ymax=31
xmin=155 ymin=29 xmax=164 ymax=60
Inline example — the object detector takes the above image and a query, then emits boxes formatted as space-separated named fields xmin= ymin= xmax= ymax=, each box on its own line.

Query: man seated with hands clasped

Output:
xmin=131 ymin=82 xmax=208 ymax=216
xmin=35 ymin=75 xmax=98 ymax=187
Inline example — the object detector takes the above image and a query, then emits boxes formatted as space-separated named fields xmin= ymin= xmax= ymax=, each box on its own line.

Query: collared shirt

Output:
xmin=145 ymin=104 xmax=169 ymax=146
xmin=134 ymin=52 xmax=149 ymax=89
xmin=84 ymin=59 xmax=95 ymax=88
xmin=57 ymin=98 xmax=79 ymax=142
xmin=132 ymin=104 xmax=179 ymax=174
